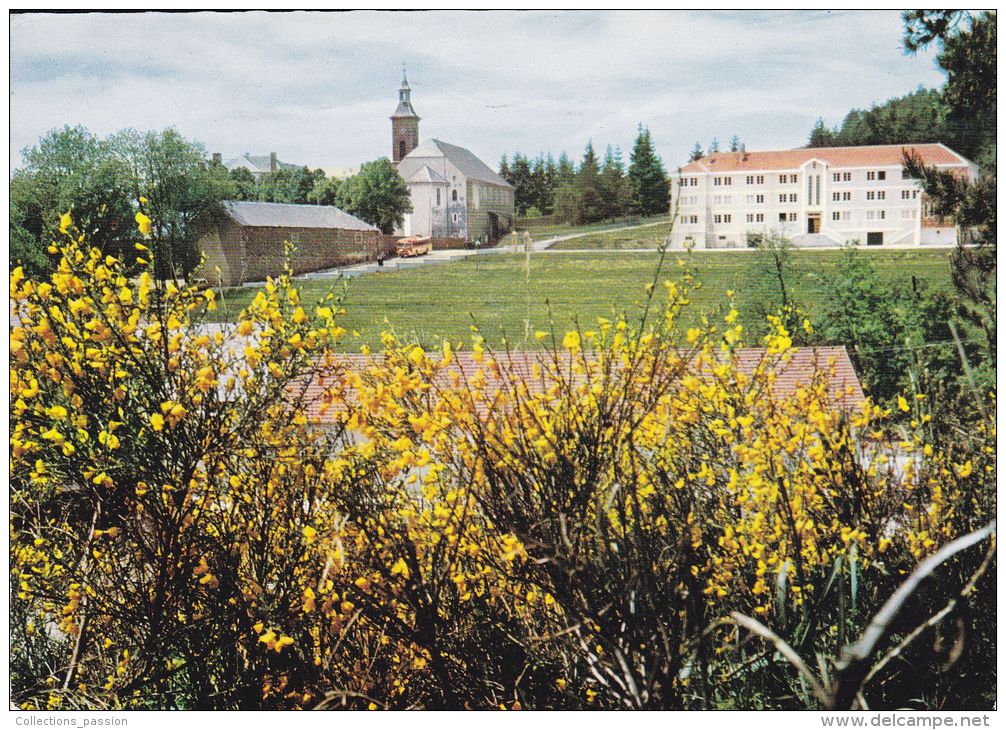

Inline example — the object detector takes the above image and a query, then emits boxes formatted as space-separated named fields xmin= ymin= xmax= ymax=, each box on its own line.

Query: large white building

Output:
xmin=669 ymin=144 xmax=977 ymax=248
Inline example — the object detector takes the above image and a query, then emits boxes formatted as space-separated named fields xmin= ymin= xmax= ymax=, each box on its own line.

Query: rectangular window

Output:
xmin=833 ymin=172 xmax=841 ymax=182
xmin=756 ymin=175 xmax=764 ymax=184
xmin=746 ymin=213 xmax=754 ymax=223
xmin=833 ymin=192 xmax=841 ymax=202
xmin=779 ymin=212 xmax=786 ymax=222
xmin=832 ymin=211 xmax=841 ymax=221
xmin=867 ymin=191 xmax=876 ymax=200
xmin=790 ymin=174 xmax=798 ymax=183
xmin=878 ymin=171 xmax=886 ymax=180
xmin=724 ymin=177 xmax=732 ymax=186
xmin=691 ymin=215 xmax=699 ymax=224
xmin=866 ymin=210 xmax=875 ymax=220
xmin=789 ymin=193 xmax=798 ymax=203
xmin=746 ymin=175 xmax=754 ymax=185
xmin=788 ymin=212 xmax=797 ymax=222
xmin=714 ymin=214 xmax=722 ymax=224
xmin=815 ymin=175 xmax=821 ymax=205
xmin=723 ymin=214 xmax=732 ymax=223
xmin=691 ymin=177 xmax=698 ymax=186
xmin=778 ymin=174 xmax=787 ymax=184
xmin=879 ymin=210 xmax=886 ymax=219
xmin=843 ymin=172 xmax=852 ymax=182
xmin=912 ymin=190 xmax=919 ymax=199
xmin=757 ymin=194 xmax=764 ymax=203
xmin=756 ymin=213 xmax=764 ymax=222
xmin=867 ymin=171 xmax=876 ymax=181
xmin=842 ymin=211 xmax=851 ymax=221
xmin=877 ymin=191 xmax=886 ymax=200
xmin=843 ymin=192 xmax=852 ymax=201
xmin=778 ymin=194 xmax=787 ymax=203
xmin=714 ymin=177 xmax=721 ymax=186
xmin=901 ymin=190 xmax=911 ymax=199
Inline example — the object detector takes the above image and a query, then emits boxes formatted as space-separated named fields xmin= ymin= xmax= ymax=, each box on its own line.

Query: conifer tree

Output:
xmin=576 ymin=141 xmax=604 ymax=223
xmin=628 ymin=125 xmax=670 ymax=217
xmin=689 ymin=142 xmax=705 ymax=162
xmin=498 ymin=154 xmax=512 ymax=185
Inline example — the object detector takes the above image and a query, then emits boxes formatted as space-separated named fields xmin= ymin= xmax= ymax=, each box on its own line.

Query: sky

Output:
xmin=9 ymin=10 xmax=948 ymax=175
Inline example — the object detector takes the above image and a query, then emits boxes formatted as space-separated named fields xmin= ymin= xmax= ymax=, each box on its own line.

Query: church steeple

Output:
xmin=391 ymin=64 xmax=420 ymax=163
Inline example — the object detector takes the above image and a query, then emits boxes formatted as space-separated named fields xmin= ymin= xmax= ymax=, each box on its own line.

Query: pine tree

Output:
xmin=689 ymin=142 xmax=705 ymax=162
xmin=541 ymin=153 xmax=558 ymax=215
xmin=510 ymin=153 xmax=534 ymax=217
xmin=556 ymin=151 xmax=576 ymax=185
xmin=729 ymin=135 xmax=742 ymax=152
xmin=628 ymin=125 xmax=670 ymax=217
xmin=600 ymin=144 xmax=629 ymax=219
xmin=709 ymin=137 xmax=720 ymax=153
xmin=529 ymin=155 xmax=546 ymax=217
xmin=498 ymin=154 xmax=512 ymax=185
xmin=576 ymin=142 xmax=604 ymax=223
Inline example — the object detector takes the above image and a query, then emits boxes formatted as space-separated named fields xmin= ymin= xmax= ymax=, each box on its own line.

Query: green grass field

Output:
xmin=211 ymin=249 xmax=953 ymax=351
xmin=548 ymin=221 xmax=671 ymax=250
xmin=516 ymin=213 xmax=671 ymax=240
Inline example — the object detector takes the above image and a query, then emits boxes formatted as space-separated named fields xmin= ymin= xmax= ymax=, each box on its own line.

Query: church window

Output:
xmin=436 ymin=189 xmax=441 ymax=206
xmin=399 ymin=140 xmax=406 ymax=159
xmin=452 ymin=189 xmax=458 ymax=202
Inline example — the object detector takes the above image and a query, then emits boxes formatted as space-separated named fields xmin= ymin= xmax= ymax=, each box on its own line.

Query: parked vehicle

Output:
xmin=396 ymin=236 xmax=433 ymax=258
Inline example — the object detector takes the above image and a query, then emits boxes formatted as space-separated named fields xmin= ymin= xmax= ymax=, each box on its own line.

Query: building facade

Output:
xmin=198 ymin=201 xmax=381 ymax=286
xmin=217 ymin=152 xmax=302 ymax=179
xmin=668 ymin=144 xmax=977 ymax=249
xmin=389 ymin=71 xmax=514 ymax=243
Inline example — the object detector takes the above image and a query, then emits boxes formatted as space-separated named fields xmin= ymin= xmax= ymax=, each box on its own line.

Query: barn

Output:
xmin=197 ymin=200 xmax=382 ymax=286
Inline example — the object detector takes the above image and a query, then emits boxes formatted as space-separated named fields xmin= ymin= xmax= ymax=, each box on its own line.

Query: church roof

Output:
xmin=221 ymin=201 xmax=379 ymax=231
xmin=406 ymin=164 xmax=449 ymax=184
xmin=223 ymin=153 xmax=302 ymax=175
xmin=399 ymin=139 xmax=512 ymax=188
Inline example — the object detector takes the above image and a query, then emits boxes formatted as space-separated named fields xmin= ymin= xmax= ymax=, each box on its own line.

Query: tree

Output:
xmin=688 ymin=142 xmax=705 ymax=162
xmin=308 ymin=175 xmax=343 ymax=206
xmin=628 ymin=125 xmax=670 ymax=217
xmin=228 ymin=167 xmax=258 ymax=200
xmin=498 ymin=154 xmax=512 ymax=185
xmin=108 ymin=128 xmax=235 ymax=279
xmin=708 ymin=137 xmax=720 ymax=153
xmin=335 ymin=158 xmax=412 ymax=234
xmin=599 ymin=145 xmax=630 ymax=220
xmin=255 ymin=167 xmax=326 ymax=204
xmin=510 ymin=153 xmax=534 ymax=217
xmin=556 ymin=151 xmax=576 ymax=186
xmin=539 ymin=153 xmax=558 ymax=215
xmin=728 ymin=135 xmax=742 ymax=152
xmin=575 ymin=142 xmax=604 ymax=224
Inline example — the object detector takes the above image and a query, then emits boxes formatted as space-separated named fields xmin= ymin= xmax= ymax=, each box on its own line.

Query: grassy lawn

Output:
xmin=549 ymin=221 xmax=672 ymax=250
xmin=516 ymin=213 xmax=671 ymax=240
xmin=211 ymin=249 xmax=953 ymax=351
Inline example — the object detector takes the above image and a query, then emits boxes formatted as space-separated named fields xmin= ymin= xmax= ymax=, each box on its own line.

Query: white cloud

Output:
xmin=10 ymin=10 xmax=945 ymax=174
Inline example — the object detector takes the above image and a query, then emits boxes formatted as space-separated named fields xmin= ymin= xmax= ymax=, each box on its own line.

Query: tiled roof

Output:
xmin=297 ymin=346 xmax=864 ymax=424
xmin=678 ymin=143 xmax=971 ymax=174
xmin=221 ymin=201 xmax=379 ymax=231
xmin=398 ymin=139 xmax=512 ymax=188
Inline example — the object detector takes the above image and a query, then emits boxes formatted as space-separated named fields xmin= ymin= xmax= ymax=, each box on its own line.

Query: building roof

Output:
xmin=398 ymin=139 xmax=512 ymax=188
xmin=678 ymin=143 xmax=972 ymax=174
xmin=223 ymin=153 xmax=302 ymax=175
xmin=406 ymin=164 xmax=450 ymax=184
xmin=297 ymin=346 xmax=864 ymax=424
xmin=221 ymin=201 xmax=379 ymax=231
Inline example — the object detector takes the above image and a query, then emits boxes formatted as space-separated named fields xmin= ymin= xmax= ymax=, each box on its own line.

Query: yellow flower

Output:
xmin=150 ymin=413 xmax=165 ymax=432
xmin=562 ymin=330 xmax=580 ymax=351
xmin=956 ymin=461 xmax=973 ymax=478
xmin=534 ymin=330 xmax=548 ymax=341
xmin=391 ymin=557 xmax=410 ymax=580
xmin=59 ymin=212 xmax=72 ymax=234
xmin=302 ymin=525 xmax=317 ymax=544
xmin=135 ymin=211 xmax=152 ymax=237
xmin=897 ymin=396 xmax=910 ymax=412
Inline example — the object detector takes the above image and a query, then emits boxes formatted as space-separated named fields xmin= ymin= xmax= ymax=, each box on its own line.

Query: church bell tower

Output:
xmin=391 ymin=65 xmax=420 ymax=163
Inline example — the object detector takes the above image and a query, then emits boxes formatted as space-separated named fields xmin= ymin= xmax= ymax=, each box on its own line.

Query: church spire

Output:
xmin=391 ymin=64 xmax=420 ymax=163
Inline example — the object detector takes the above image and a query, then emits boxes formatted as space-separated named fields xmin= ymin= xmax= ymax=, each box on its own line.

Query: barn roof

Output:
xmin=298 ymin=346 xmax=865 ymax=424
xmin=221 ymin=201 xmax=379 ymax=231
xmin=398 ymin=139 xmax=512 ymax=188
xmin=678 ymin=143 xmax=972 ymax=174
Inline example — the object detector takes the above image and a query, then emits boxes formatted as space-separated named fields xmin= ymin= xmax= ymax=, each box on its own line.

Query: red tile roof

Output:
xmin=296 ymin=346 xmax=864 ymax=425
xmin=677 ymin=143 xmax=971 ymax=174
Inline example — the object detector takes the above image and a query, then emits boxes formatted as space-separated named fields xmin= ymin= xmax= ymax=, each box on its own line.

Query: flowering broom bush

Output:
xmin=10 ymin=215 xmax=995 ymax=709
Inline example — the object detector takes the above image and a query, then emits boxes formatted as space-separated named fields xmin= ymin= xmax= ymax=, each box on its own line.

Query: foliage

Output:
xmin=10 ymin=213 xmax=995 ymax=710
xmin=628 ymin=125 xmax=670 ymax=217
xmin=807 ymin=88 xmax=950 ymax=150
xmin=333 ymin=159 xmax=412 ymax=235
xmin=11 ymin=125 xmax=235 ymax=280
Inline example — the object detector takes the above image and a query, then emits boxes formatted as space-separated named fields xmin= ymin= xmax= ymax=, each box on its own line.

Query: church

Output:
xmin=391 ymin=70 xmax=514 ymax=244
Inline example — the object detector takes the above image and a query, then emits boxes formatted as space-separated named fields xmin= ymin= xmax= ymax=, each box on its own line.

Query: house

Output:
xmin=197 ymin=200 xmax=380 ymax=287
xmin=297 ymin=346 xmax=865 ymax=426
xmin=669 ymin=144 xmax=977 ymax=249
xmin=215 ymin=152 xmax=303 ymax=179
xmin=390 ymin=69 xmax=514 ymax=244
